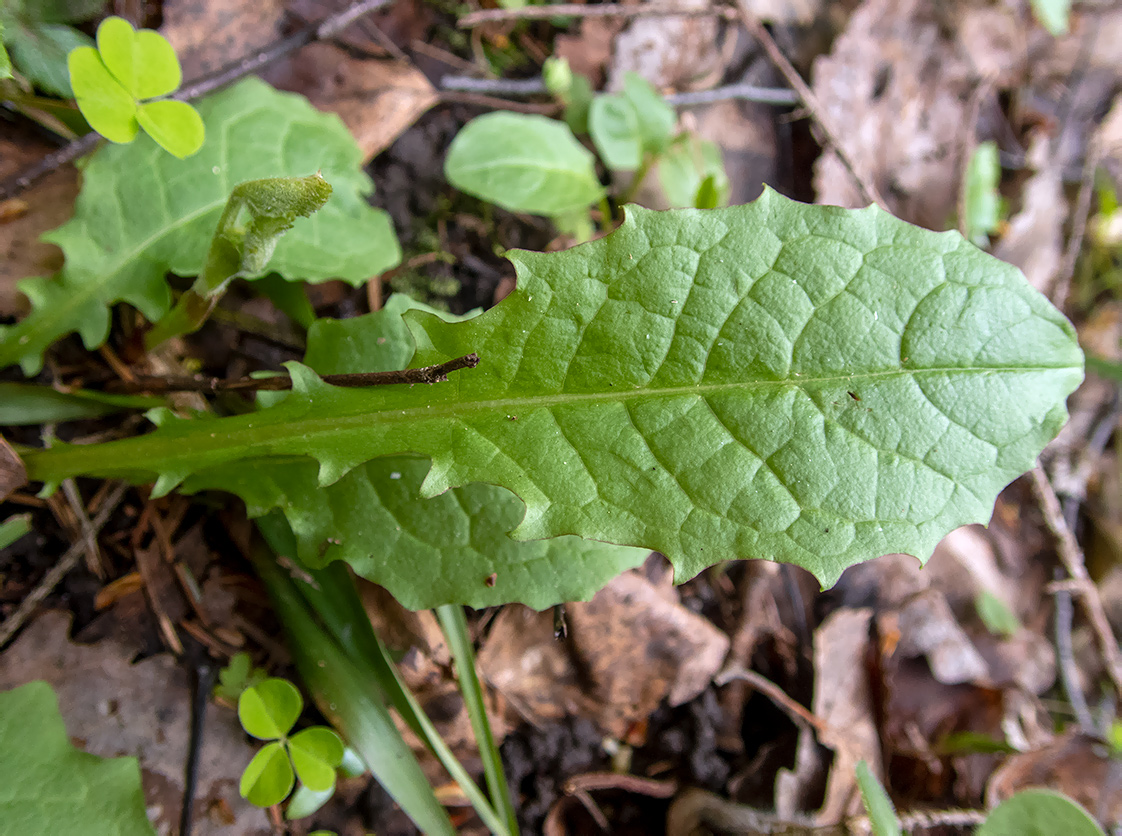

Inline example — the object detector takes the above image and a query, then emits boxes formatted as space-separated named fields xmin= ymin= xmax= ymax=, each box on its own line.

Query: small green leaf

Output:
xmin=0 ymin=27 xmax=11 ymax=80
xmin=339 ymin=746 xmax=366 ymax=778
xmin=238 ymin=678 xmax=303 ymax=740
xmin=978 ymin=789 xmax=1105 ymax=836
xmin=0 ymin=681 xmax=156 ymax=835
xmin=285 ymin=784 xmax=335 ymax=820
xmin=975 ymin=589 xmax=1021 ymax=637
xmin=7 ymin=21 xmax=92 ymax=96
xmin=963 ymin=141 xmax=1002 ymax=247
xmin=855 ymin=761 xmax=900 ymax=836
xmin=658 ymin=135 xmax=728 ymax=209
xmin=288 ymin=727 xmax=345 ymax=792
xmin=214 ymin=651 xmax=268 ymax=703
xmin=136 ymin=99 xmax=204 ymax=158
xmin=589 ymin=93 xmax=642 ymax=170
xmin=542 ymin=56 xmax=572 ymax=97
xmin=562 ymin=73 xmax=594 ymax=135
xmin=621 ymin=72 xmax=675 ymax=156
xmin=0 ymin=514 xmax=32 ymax=550
xmin=445 ymin=112 xmax=604 ymax=215
xmin=1031 ymin=0 xmax=1071 ymax=35
xmin=240 ymin=741 xmax=295 ymax=807
xmin=68 ymin=46 xmax=138 ymax=143
xmin=95 ymin=17 xmax=181 ymax=99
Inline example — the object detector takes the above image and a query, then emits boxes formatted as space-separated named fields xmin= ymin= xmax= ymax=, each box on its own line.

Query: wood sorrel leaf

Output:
xmin=20 ymin=190 xmax=1083 ymax=586
xmin=238 ymin=678 xmax=302 ymax=740
xmin=95 ymin=16 xmax=181 ymax=99
xmin=67 ymin=45 xmax=138 ymax=142
xmin=0 ymin=681 xmax=156 ymax=835
xmin=135 ymin=99 xmax=204 ymax=160
xmin=288 ymin=727 xmax=344 ymax=792
xmin=239 ymin=741 xmax=294 ymax=808
xmin=0 ymin=77 xmax=400 ymax=375
xmin=186 ymin=294 xmax=647 ymax=609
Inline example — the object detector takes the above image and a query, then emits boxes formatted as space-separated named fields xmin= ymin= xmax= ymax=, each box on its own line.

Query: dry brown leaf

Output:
xmin=986 ymin=731 xmax=1122 ymax=824
xmin=0 ymin=611 xmax=266 ymax=835
xmin=262 ymin=44 xmax=437 ymax=163
xmin=608 ymin=0 xmax=728 ymax=91
xmin=0 ymin=138 xmax=76 ymax=317
xmin=478 ymin=568 xmax=728 ymax=739
xmin=162 ymin=0 xmax=287 ymax=79
xmin=811 ymin=0 xmax=979 ymax=229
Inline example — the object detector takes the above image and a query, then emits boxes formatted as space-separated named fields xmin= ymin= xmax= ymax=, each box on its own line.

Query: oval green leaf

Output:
xmin=68 ymin=46 xmax=138 ymax=143
xmin=136 ymin=99 xmax=205 ymax=159
xmin=621 ymin=72 xmax=676 ymax=156
xmin=588 ymin=94 xmax=641 ymax=171
xmin=288 ymin=727 xmax=344 ymax=792
xmin=979 ymin=789 xmax=1105 ymax=836
xmin=238 ymin=677 xmax=303 ymax=740
xmin=444 ymin=112 xmax=604 ymax=216
xmin=285 ymin=783 xmax=335 ymax=820
xmin=239 ymin=740 xmax=295 ymax=807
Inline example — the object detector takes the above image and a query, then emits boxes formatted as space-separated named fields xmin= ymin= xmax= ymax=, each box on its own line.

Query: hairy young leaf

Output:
xmin=444 ymin=112 xmax=604 ymax=215
xmin=188 ymin=294 xmax=647 ymax=609
xmin=21 ymin=190 xmax=1083 ymax=586
xmin=0 ymin=77 xmax=400 ymax=375
xmin=0 ymin=681 xmax=156 ymax=835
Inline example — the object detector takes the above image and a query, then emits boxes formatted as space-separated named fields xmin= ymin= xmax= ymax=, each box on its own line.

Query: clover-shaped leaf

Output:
xmin=68 ymin=16 xmax=203 ymax=158
xmin=238 ymin=678 xmax=302 ymax=740
xmin=288 ymin=727 xmax=345 ymax=792
xmin=239 ymin=740 xmax=295 ymax=807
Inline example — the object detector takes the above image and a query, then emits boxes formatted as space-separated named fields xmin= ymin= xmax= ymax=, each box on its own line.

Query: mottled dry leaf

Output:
xmin=478 ymin=567 xmax=728 ymax=738
xmin=162 ymin=0 xmax=286 ymax=79
xmin=0 ymin=135 xmax=76 ymax=317
xmin=987 ymin=731 xmax=1122 ymax=824
xmin=812 ymin=608 xmax=880 ymax=824
xmin=262 ymin=43 xmax=437 ymax=163
xmin=0 ymin=612 xmax=266 ymax=836
xmin=811 ymin=0 xmax=977 ymax=229
xmin=608 ymin=0 xmax=727 ymax=90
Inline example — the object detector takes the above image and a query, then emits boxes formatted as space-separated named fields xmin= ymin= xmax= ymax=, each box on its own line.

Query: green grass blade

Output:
xmin=436 ymin=605 xmax=520 ymax=835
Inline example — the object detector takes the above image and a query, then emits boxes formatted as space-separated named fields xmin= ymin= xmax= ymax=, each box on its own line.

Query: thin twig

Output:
xmin=1053 ymin=136 xmax=1102 ymax=313
xmin=0 ymin=481 xmax=129 ymax=649
xmin=0 ymin=0 xmax=395 ymax=202
xmin=716 ymin=664 xmax=831 ymax=735
xmin=1031 ymin=466 xmax=1122 ymax=697
xmin=1054 ymin=573 xmax=1097 ymax=732
xmin=733 ymin=1 xmax=884 ymax=208
xmin=439 ymin=74 xmax=798 ymax=107
xmin=61 ymin=478 xmax=105 ymax=578
xmin=105 ymin=354 xmax=479 ymax=394
xmin=563 ymin=772 xmax=678 ymax=798
xmin=459 ymin=2 xmax=736 ymax=27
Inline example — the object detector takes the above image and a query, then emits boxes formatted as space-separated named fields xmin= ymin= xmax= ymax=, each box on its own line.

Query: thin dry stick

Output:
xmin=1031 ymin=465 xmax=1122 ymax=696
xmin=733 ymin=1 xmax=884 ymax=208
xmin=716 ymin=664 xmax=831 ymax=735
xmin=1052 ymin=136 xmax=1102 ymax=313
xmin=459 ymin=2 xmax=736 ymax=27
xmin=0 ymin=0 xmax=395 ymax=202
xmin=0 ymin=481 xmax=129 ymax=648
xmin=106 ymin=353 xmax=480 ymax=395
xmin=61 ymin=478 xmax=105 ymax=578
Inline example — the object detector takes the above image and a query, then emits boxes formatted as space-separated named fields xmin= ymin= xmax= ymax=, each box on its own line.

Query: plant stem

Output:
xmin=257 ymin=516 xmax=513 ymax=836
xmin=436 ymin=605 xmax=520 ymax=835
xmin=617 ymin=155 xmax=654 ymax=207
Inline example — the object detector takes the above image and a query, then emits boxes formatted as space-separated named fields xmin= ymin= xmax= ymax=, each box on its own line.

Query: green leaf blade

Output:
xmin=239 ymin=741 xmax=295 ymax=807
xmin=136 ymin=99 xmax=204 ymax=158
xmin=8 ymin=21 xmax=91 ymax=96
xmin=238 ymin=678 xmax=303 ymax=740
xmin=22 ymin=191 xmax=1083 ymax=586
xmin=288 ymin=727 xmax=344 ymax=792
xmin=444 ymin=112 xmax=604 ymax=216
xmin=0 ymin=682 xmax=156 ymax=836
xmin=0 ymin=77 xmax=400 ymax=375
xmin=978 ymin=789 xmax=1105 ymax=836
xmin=68 ymin=45 xmax=138 ymax=143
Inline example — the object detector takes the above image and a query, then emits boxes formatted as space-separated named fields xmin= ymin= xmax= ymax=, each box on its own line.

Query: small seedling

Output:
xmin=238 ymin=677 xmax=345 ymax=809
xmin=68 ymin=16 xmax=204 ymax=158
xmin=213 ymin=651 xmax=268 ymax=704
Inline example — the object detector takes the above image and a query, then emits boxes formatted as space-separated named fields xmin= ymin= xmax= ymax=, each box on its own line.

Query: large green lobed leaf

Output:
xmin=21 ymin=190 xmax=1084 ymax=585
xmin=0 ymin=681 xmax=156 ymax=836
xmin=188 ymin=295 xmax=647 ymax=610
xmin=0 ymin=77 xmax=400 ymax=375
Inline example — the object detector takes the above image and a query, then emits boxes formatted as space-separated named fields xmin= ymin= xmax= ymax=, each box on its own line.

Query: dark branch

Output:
xmin=106 ymin=354 xmax=480 ymax=395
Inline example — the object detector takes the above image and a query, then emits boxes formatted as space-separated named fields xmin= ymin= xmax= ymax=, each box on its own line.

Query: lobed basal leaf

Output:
xmin=19 ymin=189 xmax=1085 ymax=586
